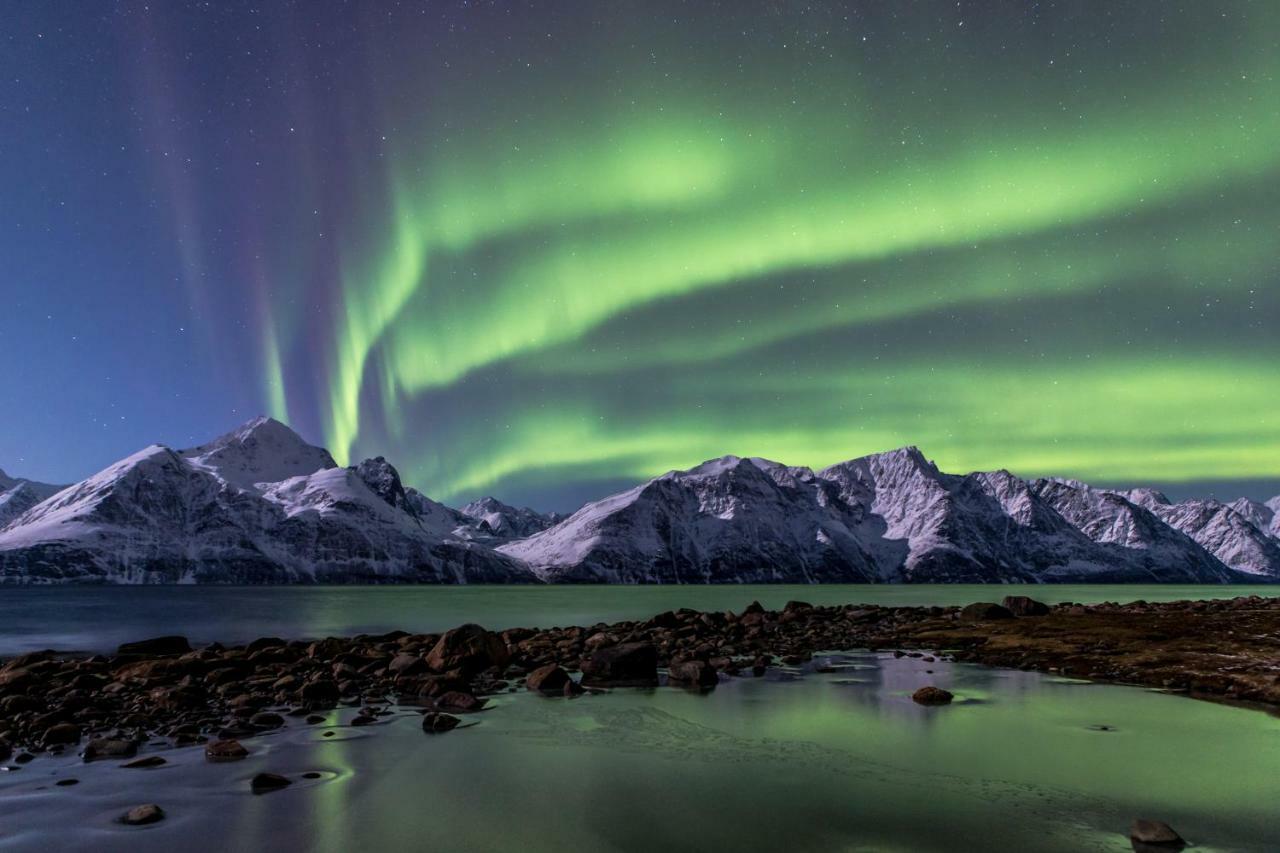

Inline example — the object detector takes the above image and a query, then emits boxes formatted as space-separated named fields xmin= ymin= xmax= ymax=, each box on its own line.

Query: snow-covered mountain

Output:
xmin=1 ymin=421 xmax=1276 ymax=584
xmin=0 ymin=419 xmax=530 ymax=584
xmin=505 ymin=448 xmax=1258 ymax=583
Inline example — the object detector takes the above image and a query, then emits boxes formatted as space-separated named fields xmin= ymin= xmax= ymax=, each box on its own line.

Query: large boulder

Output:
xmin=117 ymin=636 xmax=191 ymax=657
xmin=911 ymin=686 xmax=954 ymax=706
xmin=666 ymin=660 xmax=719 ymax=689
xmin=425 ymin=624 xmax=509 ymax=677
xmin=1129 ymin=819 xmax=1185 ymax=850
xmin=1002 ymin=595 xmax=1051 ymax=617
xmin=959 ymin=602 xmax=1015 ymax=621
xmin=525 ymin=664 xmax=572 ymax=695
xmin=581 ymin=643 xmax=658 ymax=688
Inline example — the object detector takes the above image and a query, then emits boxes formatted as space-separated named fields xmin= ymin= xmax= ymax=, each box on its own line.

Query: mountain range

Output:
xmin=1 ymin=417 xmax=1276 ymax=584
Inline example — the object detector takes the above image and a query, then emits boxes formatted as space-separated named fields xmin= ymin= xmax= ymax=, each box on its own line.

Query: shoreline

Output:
xmin=2 ymin=594 xmax=1278 ymax=764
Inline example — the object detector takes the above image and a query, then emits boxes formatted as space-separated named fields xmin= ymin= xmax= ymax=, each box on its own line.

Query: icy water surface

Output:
xmin=1 ymin=583 xmax=1277 ymax=656
xmin=2 ymin=652 xmax=1278 ymax=852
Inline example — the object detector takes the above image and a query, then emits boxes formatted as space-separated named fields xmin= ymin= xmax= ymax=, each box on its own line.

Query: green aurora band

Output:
xmin=261 ymin=3 xmax=1280 ymax=508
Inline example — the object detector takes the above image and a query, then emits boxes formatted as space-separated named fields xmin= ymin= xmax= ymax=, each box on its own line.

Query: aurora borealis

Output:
xmin=3 ymin=2 xmax=1278 ymax=509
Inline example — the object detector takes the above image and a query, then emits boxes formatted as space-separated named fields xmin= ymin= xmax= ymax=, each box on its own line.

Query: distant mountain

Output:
xmin=1 ymin=419 xmax=1276 ymax=584
xmin=504 ymin=449 xmax=1253 ymax=583
xmin=460 ymin=496 xmax=563 ymax=540
xmin=0 ymin=419 xmax=528 ymax=584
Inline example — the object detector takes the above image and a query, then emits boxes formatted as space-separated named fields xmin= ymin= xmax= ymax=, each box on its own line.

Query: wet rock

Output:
xmin=205 ymin=739 xmax=249 ymax=761
xmin=666 ymin=660 xmax=719 ymax=689
xmin=305 ymin=714 xmax=326 ymax=725
xmin=1002 ymin=596 xmax=1051 ymax=617
xmin=42 ymin=723 xmax=81 ymax=747
xmin=435 ymin=691 xmax=487 ymax=713
xmin=581 ymin=642 xmax=659 ymax=688
xmin=959 ymin=602 xmax=1015 ymax=621
xmin=121 ymin=756 xmax=167 ymax=768
xmin=388 ymin=653 xmax=428 ymax=676
xmin=425 ymin=624 xmax=510 ymax=677
xmin=251 ymin=772 xmax=292 ymax=793
xmin=55 ymin=778 xmax=79 ymax=787
xmin=1129 ymin=819 xmax=1185 ymax=850
xmin=120 ymin=804 xmax=165 ymax=825
xmin=250 ymin=712 xmax=285 ymax=729
xmin=912 ymin=686 xmax=954 ymax=706
xmin=300 ymin=679 xmax=340 ymax=703
xmin=421 ymin=711 xmax=461 ymax=734
xmin=83 ymin=738 xmax=137 ymax=761
xmin=14 ymin=752 xmax=34 ymax=764
xmin=117 ymin=636 xmax=191 ymax=657
xmin=525 ymin=664 xmax=572 ymax=695
xmin=0 ymin=737 xmax=11 ymax=762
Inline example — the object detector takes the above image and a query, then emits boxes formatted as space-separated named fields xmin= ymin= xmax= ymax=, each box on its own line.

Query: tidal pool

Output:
xmin=2 ymin=652 xmax=1277 ymax=852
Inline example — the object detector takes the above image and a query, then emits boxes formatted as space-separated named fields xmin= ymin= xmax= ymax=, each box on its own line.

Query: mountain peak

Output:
xmin=181 ymin=416 xmax=336 ymax=491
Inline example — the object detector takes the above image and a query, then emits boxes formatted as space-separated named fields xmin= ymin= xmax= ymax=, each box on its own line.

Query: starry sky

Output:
xmin=2 ymin=1 xmax=1277 ymax=511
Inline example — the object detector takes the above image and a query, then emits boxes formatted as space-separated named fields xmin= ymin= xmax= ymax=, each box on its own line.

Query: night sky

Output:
xmin=3 ymin=1 xmax=1277 ymax=510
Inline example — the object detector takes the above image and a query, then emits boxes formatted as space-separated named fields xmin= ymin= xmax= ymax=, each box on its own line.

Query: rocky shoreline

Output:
xmin=2 ymin=595 xmax=1278 ymax=770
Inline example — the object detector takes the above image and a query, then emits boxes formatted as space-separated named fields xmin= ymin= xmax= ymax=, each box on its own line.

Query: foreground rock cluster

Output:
xmin=1 ymin=595 xmax=1278 ymax=765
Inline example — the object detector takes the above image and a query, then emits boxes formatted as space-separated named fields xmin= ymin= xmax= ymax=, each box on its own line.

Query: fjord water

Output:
xmin=2 ymin=651 xmax=1278 ymax=852
xmin=2 ymin=583 xmax=1278 ymax=656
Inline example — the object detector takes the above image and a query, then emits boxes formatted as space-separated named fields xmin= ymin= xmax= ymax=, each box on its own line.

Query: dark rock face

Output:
xmin=581 ymin=643 xmax=659 ymax=688
xmin=251 ymin=772 xmax=292 ymax=793
xmin=120 ymin=804 xmax=165 ymax=825
xmin=421 ymin=712 xmax=461 ymax=734
xmin=117 ymin=636 xmax=191 ymax=657
xmin=425 ymin=624 xmax=510 ymax=677
xmin=912 ymin=686 xmax=954 ymax=706
xmin=959 ymin=602 xmax=1015 ymax=621
xmin=1129 ymin=819 xmax=1185 ymax=849
xmin=525 ymin=664 xmax=572 ymax=694
xmin=666 ymin=660 xmax=719 ymax=689
xmin=1002 ymin=595 xmax=1051 ymax=617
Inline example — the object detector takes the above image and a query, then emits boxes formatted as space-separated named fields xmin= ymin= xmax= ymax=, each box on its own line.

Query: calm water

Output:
xmin=1 ymin=584 xmax=1277 ymax=656
xmin=1 ymin=652 xmax=1277 ymax=852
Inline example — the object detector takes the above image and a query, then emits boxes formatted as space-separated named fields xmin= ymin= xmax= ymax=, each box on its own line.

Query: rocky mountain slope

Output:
xmin=2 ymin=419 xmax=1276 ymax=584
xmin=0 ymin=469 xmax=65 ymax=527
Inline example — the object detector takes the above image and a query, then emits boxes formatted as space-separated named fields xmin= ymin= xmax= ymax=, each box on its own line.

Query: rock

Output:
xmin=121 ymin=756 xmax=167 ymax=768
xmin=204 ymin=739 xmax=249 ymax=761
xmin=42 ymin=723 xmax=81 ymax=747
xmin=1002 ymin=595 xmax=1051 ymax=617
xmin=117 ymin=636 xmax=191 ymax=657
xmin=250 ymin=712 xmax=285 ymax=729
xmin=525 ymin=664 xmax=572 ymax=695
xmin=425 ymin=624 xmax=510 ymax=677
xmin=55 ymin=778 xmax=79 ymax=787
xmin=435 ymin=691 xmax=487 ymax=713
xmin=120 ymin=804 xmax=165 ymax=825
xmin=84 ymin=738 xmax=137 ymax=761
xmin=300 ymin=679 xmax=340 ymax=703
xmin=0 ymin=738 xmax=10 ymax=761
xmin=305 ymin=714 xmax=327 ymax=725
xmin=580 ymin=642 xmax=659 ymax=688
xmin=912 ymin=686 xmax=954 ymax=706
xmin=666 ymin=660 xmax=719 ymax=689
xmin=1129 ymin=819 xmax=1185 ymax=849
xmin=421 ymin=712 xmax=461 ymax=734
xmin=251 ymin=772 xmax=292 ymax=793
xmin=388 ymin=653 xmax=428 ymax=676
xmin=959 ymin=602 xmax=1015 ymax=621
